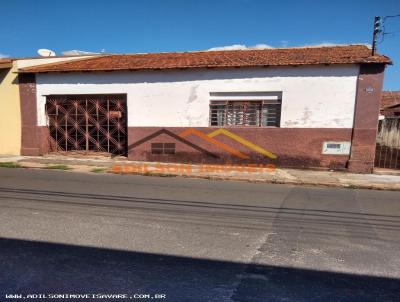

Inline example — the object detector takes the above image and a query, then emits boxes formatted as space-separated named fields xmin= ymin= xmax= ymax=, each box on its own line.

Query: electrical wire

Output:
xmin=378 ymin=14 xmax=400 ymax=44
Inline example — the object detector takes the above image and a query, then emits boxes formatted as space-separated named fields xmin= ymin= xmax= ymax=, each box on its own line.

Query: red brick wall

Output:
xmin=19 ymin=74 xmax=40 ymax=156
xmin=348 ymin=64 xmax=386 ymax=173
xmin=128 ymin=127 xmax=353 ymax=169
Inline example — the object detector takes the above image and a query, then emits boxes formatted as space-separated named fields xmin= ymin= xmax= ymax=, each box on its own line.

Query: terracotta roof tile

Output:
xmin=381 ymin=91 xmax=400 ymax=109
xmin=19 ymin=45 xmax=391 ymax=73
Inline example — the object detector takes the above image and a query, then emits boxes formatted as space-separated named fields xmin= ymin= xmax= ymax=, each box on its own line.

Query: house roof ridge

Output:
xmin=19 ymin=45 xmax=392 ymax=74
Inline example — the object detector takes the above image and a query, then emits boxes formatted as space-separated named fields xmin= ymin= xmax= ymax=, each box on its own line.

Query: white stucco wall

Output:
xmin=35 ymin=65 xmax=359 ymax=128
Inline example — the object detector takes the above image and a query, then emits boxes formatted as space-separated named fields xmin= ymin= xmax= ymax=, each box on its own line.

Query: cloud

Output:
xmin=62 ymin=50 xmax=101 ymax=56
xmin=302 ymin=42 xmax=344 ymax=47
xmin=208 ymin=43 xmax=273 ymax=51
xmin=0 ymin=53 xmax=9 ymax=58
xmin=299 ymin=42 xmax=371 ymax=48
xmin=207 ymin=42 xmax=371 ymax=52
xmin=208 ymin=44 xmax=247 ymax=51
xmin=280 ymin=40 xmax=289 ymax=47
xmin=252 ymin=43 xmax=274 ymax=49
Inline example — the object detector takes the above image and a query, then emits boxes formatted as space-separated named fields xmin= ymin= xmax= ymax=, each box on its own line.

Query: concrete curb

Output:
xmin=1 ymin=155 xmax=399 ymax=191
xmin=110 ymin=170 xmax=400 ymax=191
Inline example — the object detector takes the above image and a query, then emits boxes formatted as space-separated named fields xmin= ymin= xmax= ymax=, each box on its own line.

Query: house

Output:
xmin=380 ymin=91 xmax=400 ymax=118
xmin=17 ymin=45 xmax=391 ymax=173
xmin=0 ymin=58 xmax=20 ymax=155
xmin=0 ymin=55 xmax=96 ymax=156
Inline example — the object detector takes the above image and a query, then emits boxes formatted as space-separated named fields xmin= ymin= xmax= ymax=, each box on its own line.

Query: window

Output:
xmin=210 ymin=100 xmax=281 ymax=127
xmin=151 ymin=143 xmax=176 ymax=154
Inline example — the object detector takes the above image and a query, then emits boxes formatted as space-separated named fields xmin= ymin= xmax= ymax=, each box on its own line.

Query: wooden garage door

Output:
xmin=45 ymin=94 xmax=128 ymax=156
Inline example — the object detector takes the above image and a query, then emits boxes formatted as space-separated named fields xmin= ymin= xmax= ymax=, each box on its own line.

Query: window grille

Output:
xmin=210 ymin=100 xmax=281 ymax=127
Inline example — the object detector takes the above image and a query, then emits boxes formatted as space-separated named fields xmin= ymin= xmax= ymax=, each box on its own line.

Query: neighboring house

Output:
xmin=0 ymin=58 xmax=20 ymax=155
xmin=380 ymin=91 xmax=400 ymax=118
xmin=0 ymin=55 xmax=95 ymax=156
xmin=17 ymin=45 xmax=391 ymax=173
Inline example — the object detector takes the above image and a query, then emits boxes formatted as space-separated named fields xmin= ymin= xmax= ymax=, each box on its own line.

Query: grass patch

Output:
xmin=45 ymin=164 xmax=72 ymax=170
xmin=0 ymin=162 xmax=22 ymax=168
xmin=90 ymin=167 xmax=108 ymax=173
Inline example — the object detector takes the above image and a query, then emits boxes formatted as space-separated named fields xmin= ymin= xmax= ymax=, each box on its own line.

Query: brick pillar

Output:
xmin=348 ymin=64 xmax=385 ymax=173
xmin=19 ymin=73 xmax=41 ymax=156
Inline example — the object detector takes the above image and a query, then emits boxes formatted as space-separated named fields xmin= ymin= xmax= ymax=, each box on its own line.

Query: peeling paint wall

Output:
xmin=35 ymin=65 xmax=359 ymax=128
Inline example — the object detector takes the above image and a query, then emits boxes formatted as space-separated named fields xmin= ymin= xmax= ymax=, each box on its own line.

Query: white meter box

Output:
xmin=322 ymin=141 xmax=351 ymax=155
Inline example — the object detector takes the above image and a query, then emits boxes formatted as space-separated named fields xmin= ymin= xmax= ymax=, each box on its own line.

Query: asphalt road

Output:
xmin=0 ymin=168 xmax=399 ymax=302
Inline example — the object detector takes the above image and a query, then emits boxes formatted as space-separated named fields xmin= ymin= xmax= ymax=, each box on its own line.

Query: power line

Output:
xmin=376 ymin=14 xmax=400 ymax=45
xmin=384 ymin=30 xmax=400 ymax=35
xmin=383 ymin=14 xmax=400 ymax=21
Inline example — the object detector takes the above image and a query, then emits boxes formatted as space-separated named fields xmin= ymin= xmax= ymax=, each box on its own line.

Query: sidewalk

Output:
xmin=0 ymin=155 xmax=399 ymax=191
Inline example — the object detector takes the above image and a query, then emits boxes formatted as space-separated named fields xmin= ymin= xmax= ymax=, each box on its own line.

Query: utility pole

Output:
xmin=372 ymin=16 xmax=381 ymax=56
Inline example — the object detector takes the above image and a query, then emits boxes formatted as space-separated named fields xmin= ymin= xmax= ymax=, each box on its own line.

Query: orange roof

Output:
xmin=19 ymin=45 xmax=391 ymax=73
xmin=381 ymin=91 xmax=400 ymax=109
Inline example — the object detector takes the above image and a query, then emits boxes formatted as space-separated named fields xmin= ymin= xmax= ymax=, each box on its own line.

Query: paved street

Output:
xmin=0 ymin=168 xmax=399 ymax=302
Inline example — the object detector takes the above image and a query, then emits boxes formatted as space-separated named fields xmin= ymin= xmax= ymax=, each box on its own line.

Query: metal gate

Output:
xmin=45 ymin=94 xmax=128 ymax=156
xmin=375 ymin=117 xmax=400 ymax=170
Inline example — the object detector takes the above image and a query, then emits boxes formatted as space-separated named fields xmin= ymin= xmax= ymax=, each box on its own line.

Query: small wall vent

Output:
xmin=322 ymin=141 xmax=351 ymax=155
xmin=151 ymin=143 xmax=176 ymax=155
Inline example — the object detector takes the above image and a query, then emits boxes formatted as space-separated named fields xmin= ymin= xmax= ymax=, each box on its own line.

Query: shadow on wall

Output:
xmin=0 ymin=69 xmax=9 ymax=84
xmin=0 ymin=237 xmax=399 ymax=301
xmin=0 ymin=67 xmax=19 ymax=86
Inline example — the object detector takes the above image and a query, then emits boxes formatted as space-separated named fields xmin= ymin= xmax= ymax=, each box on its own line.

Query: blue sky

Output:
xmin=0 ymin=0 xmax=399 ymax=89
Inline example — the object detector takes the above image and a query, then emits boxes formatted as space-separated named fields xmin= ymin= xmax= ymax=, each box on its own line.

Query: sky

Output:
xmin=0 ymin=0 xmax=399 ymax=89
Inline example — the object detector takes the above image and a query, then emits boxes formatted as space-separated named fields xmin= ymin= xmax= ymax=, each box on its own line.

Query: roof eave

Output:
xmin=0 ymin=62 xmax=13 ymax=69
xmin=19 ymin=61 xmax=391 ymax=74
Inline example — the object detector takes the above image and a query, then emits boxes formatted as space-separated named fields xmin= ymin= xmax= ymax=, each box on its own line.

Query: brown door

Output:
xmin=45 ymin=94 xmax=128 ymax=156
